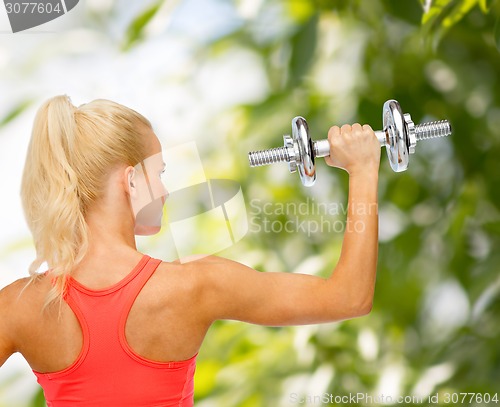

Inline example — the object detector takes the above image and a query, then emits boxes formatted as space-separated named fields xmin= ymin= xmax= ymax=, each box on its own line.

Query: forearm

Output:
xmin=328 ymin=171 xmax=379 ymax=313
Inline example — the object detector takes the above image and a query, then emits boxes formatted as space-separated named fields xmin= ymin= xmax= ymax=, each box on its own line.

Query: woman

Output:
xmin=0 ymin=95 xmax=380 ymax=406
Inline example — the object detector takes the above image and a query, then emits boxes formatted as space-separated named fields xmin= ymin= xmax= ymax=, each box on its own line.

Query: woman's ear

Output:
xmin=126 ymin=167 xmax=136 ymax=197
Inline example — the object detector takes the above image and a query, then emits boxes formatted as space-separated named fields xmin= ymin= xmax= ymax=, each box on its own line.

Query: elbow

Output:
xmin=357 ymin=300 xmax=373 ymax=317
xmin=323 ymin=275 xmax=375 ymax=321
xmin=326 ymin=297 xmax=373 ymax=321
xmin=351 ymin=282 xmax=375 ymax=318
xmin=352 ymin=297 xmax=373 ymax=318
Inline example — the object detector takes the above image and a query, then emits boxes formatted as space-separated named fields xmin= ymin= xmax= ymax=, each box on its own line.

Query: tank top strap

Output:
xmin=62 ymin=255 xmax=145 ymax=294
xmin=118 ymin=256 xmax=163 ymax=319
xmin=122 ymin=255 xmax=162 ymax=297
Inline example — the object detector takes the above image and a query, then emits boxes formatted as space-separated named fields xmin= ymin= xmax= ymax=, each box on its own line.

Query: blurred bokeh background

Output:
xmin=0 ymin=0 xmax=499 ymax=406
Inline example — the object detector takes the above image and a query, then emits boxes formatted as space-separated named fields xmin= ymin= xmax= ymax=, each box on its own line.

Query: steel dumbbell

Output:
xmin=248 ymin=99 xmax=452 ymax=187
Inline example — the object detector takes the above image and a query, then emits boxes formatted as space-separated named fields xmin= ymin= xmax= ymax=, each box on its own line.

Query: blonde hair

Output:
xmin=20 ymin=95 xmax=151 ymax=305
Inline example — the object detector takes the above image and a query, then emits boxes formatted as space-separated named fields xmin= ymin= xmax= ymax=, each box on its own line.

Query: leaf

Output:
xmin=442 ymin=0 xmax=480 ymax=27
xmin=30 ymin=388 xmax=47 ymax=407
xmin=287 ymin=0 xmax=315 ymax=22
xmin=422 ymin=0 xmax=455 ymax=25
xmin=421 ymin=0 xmax=489 ymax=49
xmin=0 ymin=98 xmax=33 ymax=127
xmin=478 ymin=0 xmax=496 ymax=11
xmin=421 ymin=0 xmax=455 ymax=50
xmin=121 ymin=0 xmax=163 ymax=51
xmin=287 ymin=13 xmax=319 ymax=87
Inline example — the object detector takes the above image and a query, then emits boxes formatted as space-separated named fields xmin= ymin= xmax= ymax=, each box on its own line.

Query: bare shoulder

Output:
xmin=168 ymin=255 xmax=253 ymax=280
xmin=0 ymin=277 xmax=31 ymax=306
xmin=0 ymin=277 xmax=41 ymax=361
xmin=173 ymin=254 xmax=252 ymax=270
xmin=170 ymin=254 xmax=235 ymax=267
xmin=153 ymin=255 xmax=253 ymax=295
xmin=0 ymin=276 xmax=49 ymax=315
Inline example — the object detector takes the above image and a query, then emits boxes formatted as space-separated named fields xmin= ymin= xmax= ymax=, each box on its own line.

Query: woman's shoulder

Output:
xmin=160 ymin=254 xmax=237 ymax=280
xmin=149 ymin=255 xmax=232 ymax=294
xmin=0 ymin=275 xmax=51 ymax=314
xmin=0 ymin=277 xmax=33 ymax=300
xmin=168 ymin=254 xmax=236 ymax=268
xmin=155 ymin=254 xmax=252 ymax=295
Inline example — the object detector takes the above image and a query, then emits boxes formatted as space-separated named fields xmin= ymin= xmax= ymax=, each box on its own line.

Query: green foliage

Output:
xmin=421 ymin=0 xmax=500 ymax=47
xmin=3 ymin=0 xmax=499 ymax=406
xmin=288 ymin=13 xmax=319 ymax=88
xmin=29 ymin=389 xmax=46 ymax=407
xmin=0 ymin=99 xmax=33 ymax=128
xmin=121 ymin=0 xmax=164 ymax=51
xmin=495 ymin=15 xmax=500 ymax=49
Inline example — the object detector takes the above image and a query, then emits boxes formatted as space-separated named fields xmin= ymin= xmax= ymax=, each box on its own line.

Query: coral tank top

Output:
xmin=33 ymin=254 xmax=197 ymax=407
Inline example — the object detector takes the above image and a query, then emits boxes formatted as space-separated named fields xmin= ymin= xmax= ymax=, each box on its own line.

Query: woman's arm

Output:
xmin=0 ymin=340 xmax=12 ymax=367
xmin=0 ymin=283 xmax=17 ymax=367
xmin=191 ymin=123 xmax=381 ymax=326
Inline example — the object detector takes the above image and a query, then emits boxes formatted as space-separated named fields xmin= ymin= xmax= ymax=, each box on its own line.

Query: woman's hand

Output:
xmin=324 ymin=123 xmax=381 ymax=176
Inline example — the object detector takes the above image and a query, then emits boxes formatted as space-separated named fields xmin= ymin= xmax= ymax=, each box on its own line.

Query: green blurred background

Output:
xmin=0 ymin=0 xmax=499 ymax=406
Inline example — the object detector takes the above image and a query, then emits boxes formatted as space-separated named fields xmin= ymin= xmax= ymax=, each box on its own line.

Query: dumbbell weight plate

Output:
xmin=292 ymin=116 xmax=316 ymax=187
xmin=383 ymin=99 xmax=410 ymax=172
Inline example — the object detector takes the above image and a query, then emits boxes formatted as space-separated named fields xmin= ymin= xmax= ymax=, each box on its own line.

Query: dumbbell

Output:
xmin=248 ymin=99 xmax=452 ymax=187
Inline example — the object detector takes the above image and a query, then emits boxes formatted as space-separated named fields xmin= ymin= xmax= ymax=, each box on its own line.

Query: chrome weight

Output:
xmin=248 ymin=99 xmax=452 ymax=187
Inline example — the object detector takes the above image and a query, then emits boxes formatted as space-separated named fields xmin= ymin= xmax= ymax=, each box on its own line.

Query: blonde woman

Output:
xmin=0 ymin=95 xmax=380 ymax=406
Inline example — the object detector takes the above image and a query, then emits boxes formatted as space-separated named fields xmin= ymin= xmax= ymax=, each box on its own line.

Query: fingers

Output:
xmin=351 ymin=123 xmax=362 ymax=133
xmin=324 ymin=122 xmax=379 ymax=171
xmin=349 ymin=123 xmax=367 ymax=139
xmin=325 ymin=126 xmax=340 ymax=167
xmin=341 ymin=124 xmax=352 ymax=134
xmin=327 ymin=125 xmax=341 ymax=141
xmin=329 ymin=123 xmax=373 ymax=142
xmin=327 ymin=123 xmax=368 ymax=139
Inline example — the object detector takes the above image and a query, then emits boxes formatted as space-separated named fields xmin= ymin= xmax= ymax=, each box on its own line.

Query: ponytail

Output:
xmin=21 ymin=95 xmax=150 ymax=306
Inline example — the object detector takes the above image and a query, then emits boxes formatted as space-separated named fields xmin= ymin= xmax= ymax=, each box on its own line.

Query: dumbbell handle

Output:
xmin=312 ymin=131 xmax=387 ymax=158
xmin=249 ymin=119 xmax=452 ymax=166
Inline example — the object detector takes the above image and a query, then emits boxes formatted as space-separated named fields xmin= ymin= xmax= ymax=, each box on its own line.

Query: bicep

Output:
xmin=198 ymin=256 xmax=363 ymax=326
